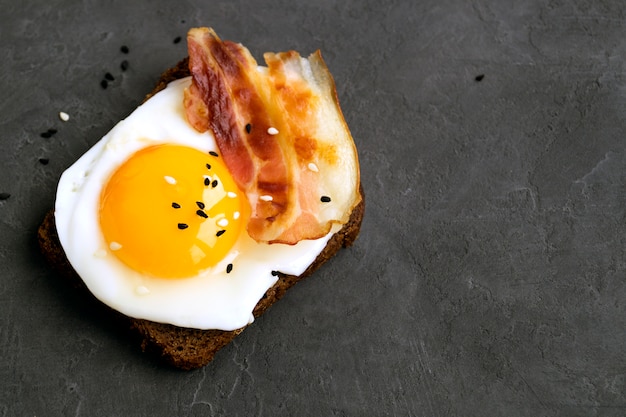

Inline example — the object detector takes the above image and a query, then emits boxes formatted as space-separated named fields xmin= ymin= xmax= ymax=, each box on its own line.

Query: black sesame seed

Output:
xmin=320 ymin=195 xmax=331 ymax=203
xmin=204 ymin=177 xmax=211 ymax=186
xmin=209 ymin=151 xmax=219 ymax=157
xmin=120 ymin=60 xmax=129 ymax=71
xmin=271 ymin=270 xmax=279 ymax=276
xmin=196 ymin=201 xmax=205 ymax=209
xmin=226 ymin=263 xmax=233 ymax=274
xmin=105 ymin=72 xmax=115 ymax=81
xmin=245 ymin=123 xmax=251 ymax=133
xmin=40 ymin=128 xmax=57 ymax=138
xmin=475 ymin=74 xmax=485 ymax=82
xmin=120 ymin=45 xmax=129 ymax=54
xmin=196 ymin=209 xmax=208 ymax=218
xmin=216 ymin=230 xmax=226 ymax=237
xmin=205 ymin=163 xmax=211 ymax=170
xmin=211 ymin=179 xmax=218 ymax=188
xmin=177 ymin=223 xmax=188 ymax=230
xmin=38 ymin=158 xmax=49 ymax=165
xmin=172 ymin=202 xmax=181 ymax=209
xmin=100 ymin=79 xmax=108 ymax=89
xmin=173 ymin=36 xmax=182 ymax=44
xmin=0 ymin=192 xmax=10 ymax=200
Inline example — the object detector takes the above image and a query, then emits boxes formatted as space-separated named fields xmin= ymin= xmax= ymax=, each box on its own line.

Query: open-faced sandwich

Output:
xmin=38 ymin=27 xmax=364 ymax=370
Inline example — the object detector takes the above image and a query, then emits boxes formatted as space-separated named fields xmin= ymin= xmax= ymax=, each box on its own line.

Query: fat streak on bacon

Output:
xmin=184 ymin=27 xmax=360 ymax=244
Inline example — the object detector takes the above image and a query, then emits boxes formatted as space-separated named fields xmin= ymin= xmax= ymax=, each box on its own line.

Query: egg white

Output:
xmin=55 ymin=77 xmax=335 ymax=331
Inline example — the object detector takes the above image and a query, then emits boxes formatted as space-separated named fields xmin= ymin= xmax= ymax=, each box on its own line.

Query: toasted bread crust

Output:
xmin=37 ymin=58 xmax=364 ymax=370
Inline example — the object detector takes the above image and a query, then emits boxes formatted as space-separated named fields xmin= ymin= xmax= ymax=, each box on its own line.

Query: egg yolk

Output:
xmin=99 ymin=144 xmax=249 ymax=278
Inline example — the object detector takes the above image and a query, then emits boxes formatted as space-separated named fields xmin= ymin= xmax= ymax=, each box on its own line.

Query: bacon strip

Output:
xmin=184 ymin=28 xmax=360 ymax=244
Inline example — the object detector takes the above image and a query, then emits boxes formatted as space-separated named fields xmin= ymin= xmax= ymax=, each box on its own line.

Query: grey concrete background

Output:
xmin=1 ymin=0 xmax=626 ymax=416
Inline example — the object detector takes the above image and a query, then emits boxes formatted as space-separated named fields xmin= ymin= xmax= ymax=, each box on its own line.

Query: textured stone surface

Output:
xmin=2 ymin=0 xmax=626 ymax=416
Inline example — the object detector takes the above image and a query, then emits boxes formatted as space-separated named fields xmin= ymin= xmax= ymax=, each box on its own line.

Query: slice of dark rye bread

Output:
xmin=37 ymin=58 xmax=365 ymax=370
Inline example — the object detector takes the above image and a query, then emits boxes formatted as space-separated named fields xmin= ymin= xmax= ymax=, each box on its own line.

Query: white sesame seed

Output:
xmin=164 ymin=175 xmax=176 ymax=184
xmin=94 ymin=249 xmax=107 ymax=258
xmin=59 ymin=111 xmax=70 ymax=122
xmin=267 ymin=127 xmax=279 ymax=135
xmin=109 ymin=242 xmax=122 ymax=251
xmin=260 ymin=195 xmax=273 ymax=201
xmin=227 ymin=191 xmax=237 ymax=198
xmin=217 ymin=218 xmax=229 ymax=227
xmin=233 ymin=211 xmax=240 ymax=220
xmin=135 ymin=285 xmax=150 ymax=295
xmin=308 ymin=162 xmax=319 ymax=172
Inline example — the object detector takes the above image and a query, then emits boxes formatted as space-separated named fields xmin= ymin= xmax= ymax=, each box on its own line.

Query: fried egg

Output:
xmin=55 ymin=77 xmax=336 ymax=331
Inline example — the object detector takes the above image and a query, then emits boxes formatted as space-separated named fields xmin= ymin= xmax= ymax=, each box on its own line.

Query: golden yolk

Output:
xmin=99 ymin=144 xmax=249 ymax=278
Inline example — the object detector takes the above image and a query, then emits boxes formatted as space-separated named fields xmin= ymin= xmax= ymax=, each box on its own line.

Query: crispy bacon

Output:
xmin=184 ymin=28 xmax=360 ymax=244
